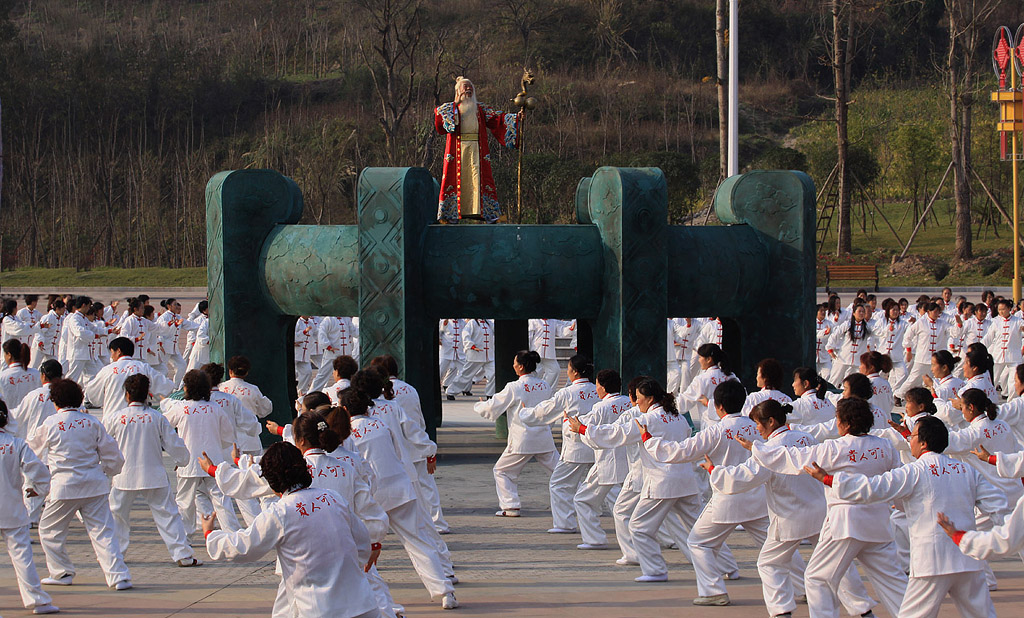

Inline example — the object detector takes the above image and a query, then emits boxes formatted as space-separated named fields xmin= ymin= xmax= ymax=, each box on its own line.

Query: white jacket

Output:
xmin=815 ymin=317 xmax=834 ymax=363
xmin=462 ymin=319 xmax=494 ymax=362
xmin=32 ymin=310 xmax=63 ymax=357
xmin=293 ymin=317 xmax=316 ymax=363
xmin=474 ymin=373 xmax=555 ymax=455
xmin=834 ymin=451 xmax=1006 ymax=577
xmin=789 ymin=391 xmax=835 ymax=426
xmin=161 ymin=398 xmax=234 ymax=478
xmin=206 ymin=487 xmax=377 ymax=618
xmin=711 ymin=426 xmax=825 ymax=541
xmin=439 ymin=319 xmax=464 ymax=361
xmin=905 ymin=315 xmax=955 ymax=363
xmin=577 ymin=393 xmax=632 ymax=485
xmin=344 ymin=414 xmax=416 ymax=511
xmin=29 ymin=407 xmax=124 ymax=500
xmin=645 ymin=413 xmax=768 ymax=523
xmin=154 ymin=311 xmax=199 ymax=358
xmin=211 ymin=388 xmax=263 ymax=454
xmin=104 ymin=402 xmax=189 ymax=491
xmin=519 ymin=378 xmax=598 ymax=463
xmin=945 ymin=415 xmax=1023 ymax=505
xmin=0 ymin=363 xmax=40 ymax=415
xmin=220 ymin=377 xmax=273 ymax=420
xmin=303 ymin=448 xmax=388 ymax=544
xmin=679 ymin=366 xmax=738 ymax=426
xmin=751 ymin=433 xmax=899 ymax=542
xmin=873 ymin=316 xmax=909 ymax=358
xmin=64 ymin=312 xmax=102 ymax=361
xmin=317 ymin=317 xmax=356 ymax=360
xmin=0 ymin=428 xmax=50 ymax=528
xmin=85 ymin=356 xmax=175 ymax=420
xmin=529 ymin=319 xmax=565 ymax=360
xmin=983 ymin=314 xmax=1024 ymax=364
xmin=11 ymin=383 xmax=56 ymax=440
xmin=587 ymin=404 xmax=698 ymax=499
xmin=827 ymin=320 xmax=873 ymax=366
xmin=963 ymin=316 xmax=992 ymax=347
xmin=740 ymin=388 xmax=792 ymax=417
xmin=674 ymin=318 xmax=704 ymax=363
xmin=391 ymin=377 xmax=426 ymax=433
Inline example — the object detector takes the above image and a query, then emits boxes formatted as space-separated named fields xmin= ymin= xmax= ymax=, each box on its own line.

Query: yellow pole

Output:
xmin=1014 ymin=60 xmax=1021 ymax=305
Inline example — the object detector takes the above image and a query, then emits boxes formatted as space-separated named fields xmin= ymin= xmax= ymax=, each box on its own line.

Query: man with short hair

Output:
xmin=85 ymin=337 xmax=174 ymax=420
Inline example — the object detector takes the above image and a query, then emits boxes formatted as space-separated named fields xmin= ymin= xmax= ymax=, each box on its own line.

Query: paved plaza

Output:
xmin=2 ymin=401 xmax=1022 ymax=617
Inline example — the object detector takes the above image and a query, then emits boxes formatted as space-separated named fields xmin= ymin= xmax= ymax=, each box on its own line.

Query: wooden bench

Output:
xmin=825 ymin=265 xmax=878 ymax=293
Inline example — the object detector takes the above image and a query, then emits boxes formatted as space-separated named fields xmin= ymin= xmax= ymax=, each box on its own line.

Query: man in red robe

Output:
xmin=434 ymin=77 xmax=520 ymax=223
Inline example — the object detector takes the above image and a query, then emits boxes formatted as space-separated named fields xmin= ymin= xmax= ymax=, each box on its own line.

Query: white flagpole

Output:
xmin=727 ymin=0 xmax=739 ymax=177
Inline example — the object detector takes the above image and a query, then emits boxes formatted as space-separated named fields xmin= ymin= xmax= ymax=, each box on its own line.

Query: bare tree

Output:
xmin=832 ymin=0 xmax=854 ymax=255
xmin=945 ymin=0 xmax=999 ymax=261
xmin=716 ymin=0 xmax=727 ymax=182
xmin=356 ymin=0 xmax=423 ymax=165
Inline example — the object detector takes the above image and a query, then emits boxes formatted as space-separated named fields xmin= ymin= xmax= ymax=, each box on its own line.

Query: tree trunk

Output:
xmin=716 ymin=0 xmax=727 ymax=182
xmin=834 ymin=0 xmax=852 ymax=255
xmin=949 ymin=10 xmax=972 ymax=261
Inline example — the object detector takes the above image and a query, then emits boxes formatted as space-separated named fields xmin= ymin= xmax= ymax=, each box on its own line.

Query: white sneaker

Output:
xmin=576 ymin=543 xmax=608 ymax=550
xmin=615 ymin=556 xmax=639 ymax=565
xmin=723 ymin=570 xmax=741 ymax=580
xmin=33 ymin=604 xmax=61 ymax=614
xmin=441 ymin=592 xmax=459 ymax=609
xmin=447 ymin=574 xmax=459 ymax=585
xmin=634 ymin=574 xmax=668 ymax=582
xmin=41 ymin=576 xmax=73 ymax=586
xmin=114 ymin=580 xmax=133 ymax=591
xmin=546 ymin=527 xmax=577 ymax=534
xmin=494 ymin=509 xmax=520 ymax=517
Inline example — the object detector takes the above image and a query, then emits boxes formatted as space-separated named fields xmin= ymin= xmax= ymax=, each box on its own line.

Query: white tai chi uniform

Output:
xmin=104 ymin=402 xmax=195 ymax=562
xmin=29 ymin=406 xmax=132 ymax=587
xmin=816 ymin=317 xmax=835 ymax=377
xmin=219 ymin=375 xmax=274 ymax=521
xmin=872 ymin=316 xmax=909 ymax=386
xmin=529 ymin=319 xmax=565 ymax=388
xmin=210 ymin=387 xmax=263 ymax=523
xmin=789 ymin=390 xmax=836 ymax=426
xmin=0 ymin=427 xmax=53 ymax=610
xmin=673 ymin=318 xmax=704 ymax=392
xmin=826 ymin=320 xmax=873 ymax=385
xmin=10 ymin=383 xmax=57 ymax=522
xmin=61 ymin=311 xmax=102 ymax=386
xmin=959 ymin=316 xmax=992 ymax=380
xmin=345 ymin=414 xmax=454 ymax=600
xmin=207 ymin=487 xmax=381 ymax=618
xmin=644 ymin=413 xmax=770 ymax=596
xmin=85 ymin=355 xmax=175 ymax=421
xmin=310 ymin=316 xmax=355 ymax=393
xmin=474 ymin=373 xmax=558 ymax=511
xmin=154 ymin=310 xmax=199 ymax=387
xmin=184 ymin=314 xmax=210 ymax=373
xmin=293 ymin=317 xmax=316 ymax=395
xmin=711 ymin=426 xmax=873 ymax=616
xmin=679 ymin=366 xmax=738 ymax=429
xmin=0 ymin=362 xmax=40 ymax=418
xmin=741 ymin=388 xmax=792 ymax=417
xmin=899 ymin=315 xmax=956 ymax=398
xmin=751 ymin=434 xmax=907 ymax=618
xmin=30 ymin=310 xmax=62 ymax=370
xmin=519 ymin=377 xmax=599 ymax=530
xmin=573 ymin=393 xmax=632 ymax=546
xmin=438 ymin=319 xmax=465 ymax=391
xmin=392 ymin=376 xmax=450 ymax=533
xmin=160 ymin=397 xmax=242 ymax=534
xmin=447 ymin=319 xmax=494 ymax=396
xmin=983 ymin=314 xmax=1024 ymax=400
xmin=865 ymin=371 xmax=894 ymax=421
xmin=832 ymin=451 xmax=1005 ymax=618
xmin=0 ymin=313 xmax=34 ymax=346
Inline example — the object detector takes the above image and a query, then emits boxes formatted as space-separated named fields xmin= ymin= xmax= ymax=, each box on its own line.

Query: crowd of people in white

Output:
xmin=3 ymin=291 xmax=1024 ymax=617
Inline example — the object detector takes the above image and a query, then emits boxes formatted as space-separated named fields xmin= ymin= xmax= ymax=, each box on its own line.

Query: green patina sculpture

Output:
xmin=206 ymin=167 xmax=815 ymax=441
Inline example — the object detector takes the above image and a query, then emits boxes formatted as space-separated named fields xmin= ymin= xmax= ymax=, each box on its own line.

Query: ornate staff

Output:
xmin=513 ymin=69 xmax=536 ymax=224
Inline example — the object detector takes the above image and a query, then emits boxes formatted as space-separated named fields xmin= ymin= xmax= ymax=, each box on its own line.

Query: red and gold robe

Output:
xmin=434 ymin=101 xmax=519 ymax=223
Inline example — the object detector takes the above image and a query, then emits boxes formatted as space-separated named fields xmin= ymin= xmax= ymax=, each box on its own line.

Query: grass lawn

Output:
xmin=0 ymin=267 xmax=206 ymax=288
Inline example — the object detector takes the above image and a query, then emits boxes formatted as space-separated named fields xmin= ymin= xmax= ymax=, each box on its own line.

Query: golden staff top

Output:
xmin=513 ymin=69 xmax=536 ymax=223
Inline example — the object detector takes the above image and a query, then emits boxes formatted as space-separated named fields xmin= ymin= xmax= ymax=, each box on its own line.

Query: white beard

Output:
xmin=457 ymin=97 xmax=477 ymax=117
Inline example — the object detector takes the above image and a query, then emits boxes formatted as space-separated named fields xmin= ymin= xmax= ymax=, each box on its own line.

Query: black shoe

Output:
xmin=862 ymin=612 xmax=875 ymax=618
xmin=462 ymin=391 xmax=473 ymax=397
xmin=446 ymin=395 xmax=456 ymax=401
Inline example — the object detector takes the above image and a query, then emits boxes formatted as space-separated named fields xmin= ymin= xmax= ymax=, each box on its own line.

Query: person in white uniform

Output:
xmin=0 ymin=299 xmax=34 ymax=346
xmin=324 ymin=355 xmax=358 ymax=406
xmin=340 ymin=388 xmax=458 ymax=610
xmin=310 ymin=316 xmax=355 ymax=393
xmin=1 ymin=340 xmax=40 ymax=419
xmin=104 ymin=374 xmax=200 ymax=567
xmin=874 ymin=300 xmax=910 ymax=387
xmin=826 ymin=304 xmax=873 ymax=385
xmin=711 ymin=400 xmax=874 ymax=618
xmin=203 ymin=441 xmax=382 ymax=618
xmin=61 ymin=297 xmax=102 ymax=387
xmin=85 ymin=337 xmax=174 ymax=420
xmin=673 ymin=317 xmax=705 ymax=392
xmin=983 ymin=298 xmax=1024 ymax=399
xmin=899 ymin=302 xmax=959 ymax=398
xmin=519 ymin=354 xmax=599 ymax=533
xmin=567 ymin=369 xmax=631 ymax=549
xmin=447 ymin=319 xmax=495 ymax=397
xmin=154 ymin=298 xmax=200 ymax=387
xmin=679 ymin=343 xmax=739 ymax=429
xmin=740 ymin=358 xmax=792 ymax=416
xmin=160 ymin=370 xmax=242 ymax=535
xmin=292 ymin=316 xmax=316 ymax=396
xmin=221 ymin=355 xmax=274 ymax=425
xmin=745 ymin=398 xmax=907 ymax=618
xmin=643 ymin=379 xmax=770 ymax=605
xmin=439 ymin=319 xmax=465 ymax=398
xmin=29 ymin=378 xmax=133 ymax=590
xmin=29 ymin=300 xmax=65 ymax=370
xmin=529 ymin=319 xmax=565 ymax=387
xmin=473 ymin=351 xmax=558 ymax=517
xmin=0 ymin=400 xmax=59 ymax=614
xmin=810 ymin=414 xmax=1005 ymax=618
xmin=815 ymin=304 xmax=835 ymax=378
xmin=789 ymin=368 xmax=836 ymax=426
xmin=184 ymin=302 xmax=211 ymax=373
xmin=859 ymin=351 xmax=894 ymax=421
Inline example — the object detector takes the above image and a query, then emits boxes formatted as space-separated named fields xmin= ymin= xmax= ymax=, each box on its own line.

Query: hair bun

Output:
xmin=317 ymin=421 xmax=327 ymax=431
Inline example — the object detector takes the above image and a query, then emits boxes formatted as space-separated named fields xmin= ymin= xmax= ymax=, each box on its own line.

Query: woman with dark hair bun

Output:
xmin=858 ymin=351 xmax=894 ymax=419
xmin=680 ymin=343 xmax=739 ymax=429
xmin=740 ymin=358 xmax=792 ymax=416
xmin=203 ymin=442 xmax=380 ymax=618
xmin=0 ymin=339 xmax=40 ymax=416
xmin=789 ymin=368 xmax=835 ymax=425
xmin=473 ymin=350 xmax=559 ymax=519
xmin=925 ymin=351 xmax=964 ymax=405
xmin=519 ymin=353 xmax=598 ymax=533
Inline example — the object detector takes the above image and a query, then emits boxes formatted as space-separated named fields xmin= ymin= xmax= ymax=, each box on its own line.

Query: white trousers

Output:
xmin=829 ymin=361 xmax=858 ymax=387
xmin=899 ymin=570 xmax=994 ymax=618
xmin=29 ymin=349 xmax=53 ymax=370
xmin=308 ymin=352 xmax=338 ymax=394
xmin=817 ymin=359 xmax=833 ymax=381
xmin=175 ymin=476 xmax=241 ymax=535
xmin=272 ymin=575 xmax=387 ymax=618
xmin=493 ymin=450 xmax=559 ymax=510
xmin=387 ymin=500 xmax=454 ymax=600
xmin=64 ymin=359 xmax=92 ymax=388
xmin=2 ymin=525 xmax=52 ymax=608
xmin=897 ymin=361 xmax=931 ymax=398
xmin=439 ymin=357 xmax=464 ymax=390
xmin=613 ymin=486 xmax=643 ymax=562
xmin=630 ymin=494 xmax=703 ymax=577
xmin=994 ymin=362 xmax=1014 ymax=401
xmin=414 ymin=458 xmax=451 ymax=532
xmin=294 ymin=360 xmax=312 ymax=395
xmin=688 ymin=510 xmax=769 ymax=597
xmin=574 ymin=478 xmax=621 ymax=545
xmin=891 ymin=507 xmax=912 ymax=574
xmin=537 ymin=357 xmax=561 ymax=388
xmin=886 ymin=361 xmax=908 ymax=392
xmin=549 ymin=460 xmax=590 ymax=530
xmin=757 ymin=535 xmax=874 ymax=617
xmin=446 ymin=360 xmax=494 ymax=396
xmin=667 ymin=360 xmax=682 ymax=395
xmin=165 ymin=353 xmax=186 ymax=386
xmin=804 ymin=531 xmax=908 ymax=618
xmin=109 ymin=486 xmax=194 ymax=562
xmin=39 ymin=494 xmax=131 ymax=586
xmin=24 ymin=492 xmax=44 ymax=525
